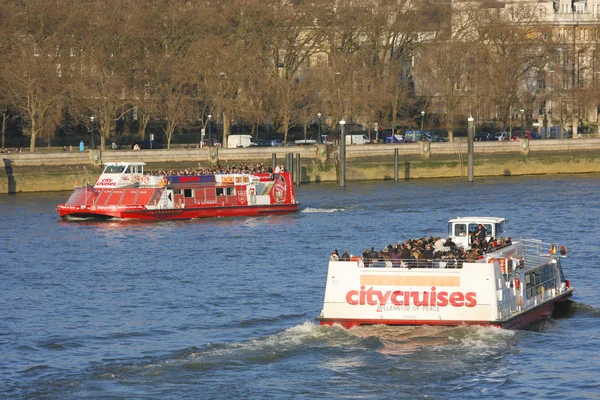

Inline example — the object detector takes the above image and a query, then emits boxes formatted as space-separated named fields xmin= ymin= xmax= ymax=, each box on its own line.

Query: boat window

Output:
xmin=495 ymin=223 xmax=503 ymax=235
xmin=173 ymin=189 xmax=182 ymax=195
xmin=103 ymin=165 xmax=126 ymax=174
xmin=184 ymin=189 xmax=193 ymax=198
xmin=468 ymin=224 xmax=478 ymax=236
xmin=484 ymin=224 xmax=492 ymax=237
xmin=454 ymin=224 xmax=467 ymax=237
xmin=216 ymin=188 xmax=235 ymax=196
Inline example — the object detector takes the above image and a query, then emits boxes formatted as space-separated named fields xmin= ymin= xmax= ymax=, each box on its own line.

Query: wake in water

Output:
xmin=555 ymin=300 xmax=600 ymax=318
xmin=300 ymin=206 xmax=345 ymax=213
xmin=89 ymin=322 xmax=518 ymax=382
xmin=347 ymin=324 xmax=516 ymax=356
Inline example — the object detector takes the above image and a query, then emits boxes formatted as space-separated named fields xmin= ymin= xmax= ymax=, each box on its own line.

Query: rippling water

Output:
xmin=2 ymin=175 xmax=600 ymax=399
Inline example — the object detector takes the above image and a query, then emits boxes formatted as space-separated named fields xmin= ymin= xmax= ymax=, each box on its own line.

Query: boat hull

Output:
xmin=58 ymin=203 xmax=298 ymax=220
xmin=318 ymin=288 xmax=574 ymax=330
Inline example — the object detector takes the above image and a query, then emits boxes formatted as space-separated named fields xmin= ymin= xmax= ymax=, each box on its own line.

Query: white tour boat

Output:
xmin=318 ymin=217 xmax=574 ymax=329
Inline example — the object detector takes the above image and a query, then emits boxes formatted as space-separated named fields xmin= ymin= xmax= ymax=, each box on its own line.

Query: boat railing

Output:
xmin=340 ymin=257 xmax=467 ymax=269
xmin=519 ymin=238 xmax=555 ymax=270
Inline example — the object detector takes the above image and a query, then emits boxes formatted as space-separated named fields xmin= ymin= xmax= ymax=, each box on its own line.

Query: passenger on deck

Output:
xmin=475 ymin=224 xmax=487 ymax=244
xmin=340 ymin=250 xmax=350 ymax=261
xmin=390 ymin=248 xmax=402 ymax=267
xmin=368 ymin=247 xmax=378 ymax=260
xmin=444 ymin=237 xmax=456 ymax=249
xmin=330 ymin=250 xmax=340 ymax=261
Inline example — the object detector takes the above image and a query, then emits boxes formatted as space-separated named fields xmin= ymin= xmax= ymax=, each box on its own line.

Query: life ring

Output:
xmin=142 ymin=176 xmax=150 ymax=184
xmin=133 ymin=175 xmax=141 ymax=183
xmin=515 ymin=277 xmax=520 ymax=290
xmin=559 ymin=245 xmax=568 ymax=256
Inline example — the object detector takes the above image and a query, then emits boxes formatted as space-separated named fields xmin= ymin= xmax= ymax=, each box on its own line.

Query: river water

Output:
xmin=1 ymin=175 xmax=600 ymax=399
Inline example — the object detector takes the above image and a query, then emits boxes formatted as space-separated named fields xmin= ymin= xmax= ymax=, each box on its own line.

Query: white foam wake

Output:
xmin=301 ymin=207 xmax=344 ymax=213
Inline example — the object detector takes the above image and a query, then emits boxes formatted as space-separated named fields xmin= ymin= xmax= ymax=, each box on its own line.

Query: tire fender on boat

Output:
xmin=516 ymin=295 xmax=523 ymax=306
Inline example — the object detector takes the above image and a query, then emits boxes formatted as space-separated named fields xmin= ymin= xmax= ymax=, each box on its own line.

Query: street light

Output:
xmin=549 ymin=70 xmax=554 ymax=138
xmin=420 ymin=110 xmax=425 ymax=141
xmin=90 ymin=116 xmax=95 ymax=149
xmin=208 ymin=114 xmax=212 ymax=142
xmin=317 ymin=112 xmax=322 ymax=143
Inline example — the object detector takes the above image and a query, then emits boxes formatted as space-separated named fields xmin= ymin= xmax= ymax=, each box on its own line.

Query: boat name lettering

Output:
xmin=345 ymin=286 xmax=477 ymax=308
xmin=97 ymin=178 xmax=116 ymax=186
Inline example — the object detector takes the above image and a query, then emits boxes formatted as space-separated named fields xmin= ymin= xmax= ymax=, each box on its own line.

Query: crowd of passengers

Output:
xmin=146 ymin=163 xmax=288 ymax=177
xmin=331 ymin=234 xmax=513 ymax=269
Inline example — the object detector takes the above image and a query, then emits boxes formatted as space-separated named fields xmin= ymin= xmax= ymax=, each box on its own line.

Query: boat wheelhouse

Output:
xmin=57 ymin=162 xmax=298 ymax=220
xmin=317 ymin=217 xmax=573 ymax=330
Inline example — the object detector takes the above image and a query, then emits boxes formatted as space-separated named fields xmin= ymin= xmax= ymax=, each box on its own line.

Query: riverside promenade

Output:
xmin=2 ymin=138 xmax=600 ymax=193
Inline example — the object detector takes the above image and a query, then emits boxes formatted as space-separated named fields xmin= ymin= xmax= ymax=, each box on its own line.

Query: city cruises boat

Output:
xmin=318 ymin=217 xmax=574 ymax=330
xmin=57 ymin=162 xmax=298 ymax=220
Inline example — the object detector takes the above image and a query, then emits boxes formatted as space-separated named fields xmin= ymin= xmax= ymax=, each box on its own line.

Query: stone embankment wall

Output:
xmin=2 ymin=139 xmax=600 ymax=193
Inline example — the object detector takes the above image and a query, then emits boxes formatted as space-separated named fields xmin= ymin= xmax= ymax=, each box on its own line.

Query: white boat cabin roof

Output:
xmin=448 ymin=216 xmax=507 ymax=225
xmin=101 ymin=162 xmax=146 ymax=174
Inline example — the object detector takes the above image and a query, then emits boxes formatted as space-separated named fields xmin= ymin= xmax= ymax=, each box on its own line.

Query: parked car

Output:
xmin=385 ymin=134 xmax=404 ymax=143
xmin=525 ymin=132 xmax=542 ymax=140
xmin=431 ymin=134 xmax=448 ymax=142
xmin=493 ymin=132 xmax=510 ymax=141
xmin=474 ymin=132 xmax=493 ymax=141
xmin=256 ymin=139 xmax=283 ymax=147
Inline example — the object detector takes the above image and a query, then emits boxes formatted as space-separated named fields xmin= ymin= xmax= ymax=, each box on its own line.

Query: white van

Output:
xmin=227 ymin=135 xmax=257 ymax=148
xmin=345 ymin=134 xmax=370 ymax=145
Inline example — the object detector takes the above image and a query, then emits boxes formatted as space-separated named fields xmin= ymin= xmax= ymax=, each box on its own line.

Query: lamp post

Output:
xmin=90 ymin=116 xmax=95 ymax=149
xmin=549 ymin=70 xmax=554 ymax=138
xmin=339 ymin=119 xmax=346 ymax=187
xmin=317 ymin=112 xmax=322 ymax=143
xmin=420 ymin=110 xmax=425 ymax=141
xmin=520 ymin=109 xmax=525 ymax=139
xmin=208 ymin=114 xmax=212 ymax=142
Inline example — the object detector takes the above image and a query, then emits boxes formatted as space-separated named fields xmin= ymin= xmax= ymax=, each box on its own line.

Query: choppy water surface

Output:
xmin=1 ymin=175 xmax=600 ymax=399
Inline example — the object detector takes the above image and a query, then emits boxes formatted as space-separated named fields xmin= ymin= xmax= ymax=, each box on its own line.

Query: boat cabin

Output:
xmin=95 ymin=162 xmax=146 ymax=189
xmin=447 ymin=216 xmax=507 ymax=249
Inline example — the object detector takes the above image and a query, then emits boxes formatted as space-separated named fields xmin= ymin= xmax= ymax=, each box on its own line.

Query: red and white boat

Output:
xmin=57 ymin=162 xmax=298 ymax=220
xmin=318 ymin=217 xmax=574 ymax=330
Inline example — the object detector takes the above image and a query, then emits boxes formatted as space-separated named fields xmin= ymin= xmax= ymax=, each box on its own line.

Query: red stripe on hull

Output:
xmin=60 ymin=204 xmax=298 ymax=220
xmin=318 ymin=290 xmax=574 ymax=330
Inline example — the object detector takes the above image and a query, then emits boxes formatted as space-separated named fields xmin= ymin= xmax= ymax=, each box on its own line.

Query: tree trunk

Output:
xmin=282 ymin=111 xmax=290 ymax=146
xmin=138 ymin=113 xmax=150 ymax=141
xmin=165 ymin=120 xmax=178 ymax=149
xmin=101 ymin=124 xmax=109 ymax=151
xmin=29 ymin=118 xmax=37 ymax=153
xmin=222 ymin=110 xmax=230 ymax=148
xmin=1 ymin=111 xmax=6 ymax=149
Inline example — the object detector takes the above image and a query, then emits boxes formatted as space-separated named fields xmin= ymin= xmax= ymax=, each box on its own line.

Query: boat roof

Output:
xmin=104 ymin=162 xmax=146 ymax=166
xmin=447 ymin=216 xmax=507 ymax=224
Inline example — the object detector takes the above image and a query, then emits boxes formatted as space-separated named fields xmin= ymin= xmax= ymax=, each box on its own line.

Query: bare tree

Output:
xmin=2 ymin=0 xmax=76 ymax=152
